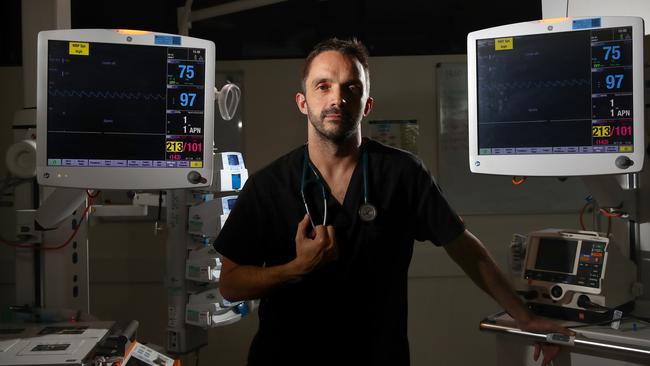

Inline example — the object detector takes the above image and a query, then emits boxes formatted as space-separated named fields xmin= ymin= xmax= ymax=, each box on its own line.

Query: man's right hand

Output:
xmin=292 ymin=214 xmax=338 ymax=275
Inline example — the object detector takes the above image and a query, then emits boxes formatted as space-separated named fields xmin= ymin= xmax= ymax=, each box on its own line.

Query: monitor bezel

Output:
xmin=36 ymin=29 xmax=215 ymax=189
xmin=467 ymin=16 xmax=645 ymax=176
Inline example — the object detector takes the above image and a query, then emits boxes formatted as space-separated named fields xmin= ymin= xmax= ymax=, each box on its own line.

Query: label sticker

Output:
xmin=69 ymin=42 xmax=89 ymax=56
xmin=155 ymin=35 xmax=181 ymax=45
xmin=573 ymin=18 xmax=601 ymax=30
xmin=495 ymin=37 xmax=513 ymax=51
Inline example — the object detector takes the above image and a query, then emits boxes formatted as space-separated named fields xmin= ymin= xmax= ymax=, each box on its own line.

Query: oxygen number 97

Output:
xmin=180 ymin=92 xmax=196 ymax=107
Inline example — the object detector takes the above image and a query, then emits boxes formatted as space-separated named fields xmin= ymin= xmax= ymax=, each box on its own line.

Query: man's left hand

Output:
xmin=518 ymin=316 xmax=576 ymax=366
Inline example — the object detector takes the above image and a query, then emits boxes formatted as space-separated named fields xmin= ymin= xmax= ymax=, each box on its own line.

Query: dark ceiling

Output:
xmin=184 ymin=0 xmax=543 ymax=59
xmin=3 ymin=0 xmax=542 ymax=65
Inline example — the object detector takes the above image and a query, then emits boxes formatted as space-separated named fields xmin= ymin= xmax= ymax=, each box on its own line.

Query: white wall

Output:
xmin=0 ymin=67 xmax=24 ymax=310
xmin=0 ymin=67 xmax=23 ymax=176
xmin=0 ymin=0 xmax=70 ymax=312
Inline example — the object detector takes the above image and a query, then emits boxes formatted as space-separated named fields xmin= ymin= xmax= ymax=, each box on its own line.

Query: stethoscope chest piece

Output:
xmin=358 ymin=202 xmax=377 ymax=222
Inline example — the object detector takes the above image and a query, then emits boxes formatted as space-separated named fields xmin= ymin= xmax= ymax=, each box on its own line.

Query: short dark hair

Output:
xmin=301 ymin=37 xmax=370 ymax=92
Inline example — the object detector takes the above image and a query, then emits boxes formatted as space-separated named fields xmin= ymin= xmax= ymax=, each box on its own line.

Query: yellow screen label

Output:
xmin=190 ymin=161 xmax=203 ymax=168
xmin=495 ymin=37 xmax=513 ymax=51
xmin=592 ymin=125 xmax=612 ymax=137
xmin=69 ymin=42 xmax=89 ymax=56
xmin=166 ymin=141 xmax=184 ymax=153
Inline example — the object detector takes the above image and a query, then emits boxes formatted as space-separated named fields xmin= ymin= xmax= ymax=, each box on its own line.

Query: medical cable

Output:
xmin=0 ymin=190 xmax=99 ymax=250
xmin=512 ymin=176 xmax=526 ymax=185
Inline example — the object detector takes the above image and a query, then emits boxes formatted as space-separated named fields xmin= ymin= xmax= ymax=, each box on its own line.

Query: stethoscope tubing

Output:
xmin=301 ymin=144 xmax=374 ymax=226
xmin=301 ymin=148 xmax=327 ymax=227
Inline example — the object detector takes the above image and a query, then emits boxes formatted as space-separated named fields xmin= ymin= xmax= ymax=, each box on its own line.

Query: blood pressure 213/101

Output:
xmin=165 ymin=136 xmax=203 ymax=161
xmin=591 ymin=120 xmax=633 ymax=146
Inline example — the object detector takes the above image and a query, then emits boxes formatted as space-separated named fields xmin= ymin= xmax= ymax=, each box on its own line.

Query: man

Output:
xmin=214 ymin=38 xmax=573 ymax=366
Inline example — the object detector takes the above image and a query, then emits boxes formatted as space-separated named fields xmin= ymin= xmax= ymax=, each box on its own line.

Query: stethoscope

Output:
xmin=301 ymin=145 xmax=377 ymax=228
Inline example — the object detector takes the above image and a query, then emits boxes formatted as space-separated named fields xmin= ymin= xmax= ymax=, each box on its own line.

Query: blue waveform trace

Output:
xmin=48 ymin=89 xmax=165 ymax=101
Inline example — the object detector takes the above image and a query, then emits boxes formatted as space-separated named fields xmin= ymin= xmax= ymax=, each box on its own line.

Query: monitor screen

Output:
xmin=467 ymin=17 xmax=645 ymax=176
xmin=227 ymin=154 xmax=240 ymax=166
xmin=36 ymin=29 xmax=215 ymax=189
xmin=534 ymin=238 xmax=578 ymax=273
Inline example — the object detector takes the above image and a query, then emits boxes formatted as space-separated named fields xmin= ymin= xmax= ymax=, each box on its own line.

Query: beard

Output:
xmin=307 ymin=105 xmax=361 ymax=144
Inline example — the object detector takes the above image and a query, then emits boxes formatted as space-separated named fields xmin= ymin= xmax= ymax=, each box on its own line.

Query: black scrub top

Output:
xmin=214 ymin=139 xmax=465 ymax=366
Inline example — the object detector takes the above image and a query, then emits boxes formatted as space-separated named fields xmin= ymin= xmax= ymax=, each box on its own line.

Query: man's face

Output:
xmin=297 ymin=51 xmax=373 ymax=144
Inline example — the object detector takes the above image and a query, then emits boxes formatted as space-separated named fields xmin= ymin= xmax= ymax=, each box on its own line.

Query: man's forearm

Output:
xmin=445 ymin=230 xmax=532 ymax=324
xmin=219 ymin=260 xmax=303 ymax=301
xmin=469 ymin=247 xmax=532 ymax=324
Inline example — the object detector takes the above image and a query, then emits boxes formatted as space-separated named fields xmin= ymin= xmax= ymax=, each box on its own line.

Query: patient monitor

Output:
xmin=36 ymin=29 xmax=216 ymax=189
xmin=467 ymin=16 xmax=645 ymax=176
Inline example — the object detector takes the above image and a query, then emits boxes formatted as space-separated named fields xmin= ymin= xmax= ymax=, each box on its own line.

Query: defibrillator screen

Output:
xmin=534 ymin=238 xmax=578 ymax=273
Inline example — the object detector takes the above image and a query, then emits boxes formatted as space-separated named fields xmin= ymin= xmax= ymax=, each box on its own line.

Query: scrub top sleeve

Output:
xmin=213 ymin=176 xmax=265 ymax=266
xmin=413 ymin=162 xmax=465 ymax=246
